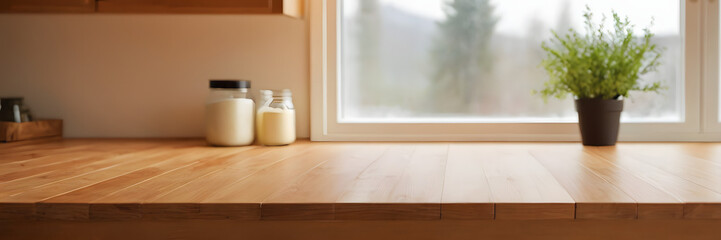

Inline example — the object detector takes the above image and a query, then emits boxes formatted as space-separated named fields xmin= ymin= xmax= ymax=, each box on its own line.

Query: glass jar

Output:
xmin=256 ymin=89 xmax=296 ymax=146
xmin=205 ymin=80 xmax=254 ymax=146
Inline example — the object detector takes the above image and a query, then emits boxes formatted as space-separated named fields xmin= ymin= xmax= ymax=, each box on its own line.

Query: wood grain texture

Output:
xmin=465 ymin=145 xmax=575 ymax=220
xmin=440 ymin=144 xmax=493 ymax=220
xmin=261 ymin=203 xmax=334 ymax=220
xmin=335 ymin=203 xmax=440 ymax=220
xmin=0 ymin=147 xmax=210 ymax=202
xmin=530 ymin=149 xmax=638 ymax=219
xmin=0 ymin=0 xmax=303 ymax=16
xmin=0 ymin=120 xmax=62 ymax=142
xmin=440 ymin=203 xmax=493 ymax=220
xmin=261 ymin=144 xmax=389 ymax=220
xmin=614 ymin=146 xmax=721 ymax=195
xmin=3 ymin=220 xmax=721 ymax=240
xmin=200 ymin=143 xmax=353 ymax=204
xmin=140 ymin=203 xmax=260 ymax=220
xmin=35 ymin=203 xmax=88 ymax=221
xmin=335 ymin=144 xmax=448 ymax=220
xmin=495 ymin=203 xmax=575 ymax=220
xmin=0 ymin=0 xmax=94 ymax=13
xmin=0 ymin=203 xmax=35 ymax=222
xmin=90 ymin=147 xmax=257 ymax=204
xmin=3 ymin=140 xmax=721 ymax=222
xmin=152 ymin=142 xmax=316 ymax=203
xmin=0 ymin=141 xmax=198 ymax=199
xmin=95 ymin=0 xmax=303 ymax=17
xmin=556 ymin=146 xmax=683 ymax=219
xmin=587 ymin=147 xmax=721 ymax=219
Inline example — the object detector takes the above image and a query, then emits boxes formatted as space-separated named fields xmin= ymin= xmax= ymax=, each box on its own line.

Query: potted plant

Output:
xmin=539 ymin=7 xmax=664 ymax=146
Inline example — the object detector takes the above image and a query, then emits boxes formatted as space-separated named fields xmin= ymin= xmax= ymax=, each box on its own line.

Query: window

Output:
xmin=340 ymin=0 xmax=682 ymax=123
xmin=705 ymin=0 xmax=721 ymax=131
xmin=311 ymin=0 xmax=711 ymax=141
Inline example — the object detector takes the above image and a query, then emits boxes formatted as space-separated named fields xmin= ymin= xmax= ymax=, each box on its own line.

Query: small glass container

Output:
xmin=205 ymin=80 xmax=254 ymax=146
xmin=256 ymin=89 xmax=296 ymax=146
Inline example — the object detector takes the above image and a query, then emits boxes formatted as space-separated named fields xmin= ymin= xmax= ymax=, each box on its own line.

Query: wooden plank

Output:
xmin=530 ymin=149 xmax=638 ymax=219
xmin=0 ymin=145 xmax=240 ymax=202
xmin=1 ymin=138 xmax=193 ymax=163
xmin=96 ymin=0 xmax=303 ymax=17
xmin=46 ymin=141 xmax=291 ymax=205
xmin=1 ymin=139 xmax=101 ymax=162
xmin=0 ymin=137 xmax=64 ymax=152
xmin=612 ymin=145 xmax=721 ymax=195
xmin=90 ymin=147 xmax=258 ymax=204
xmin=334 ymin=203 xmax=439 ymax=220
xmin=441 ymin=204 xmax=493 ymax=220
xmin=387 ymin=144 xmax=448 ymax=203
xmin=611 ymin=143 xmax=721 ymax=166
xmin=152 ymin=141 xmax=315 ymax=203
xmin=0 ymin=152 xmax=122 ymax=183
xmin=0 ymin=151 xmax=111 ymax=177
xmin=336 ymin=145 xmax=416 ymax=203
xmin=463 ymin=145 xmax=574 ymax=220
xmin=0 ymin=138 xmax=69 ymax=165
xmin=684 ymin=203 xmax=721 ymax=219
xmin=550 ymin=146 xmax=683 ymax=219
xmin=0 ymin=0 xmax=94 ymax=13
xmin=96 ymin=0 xmax=169 ymax=13
xmin=0 ymin=150 xmax=169 ymax=199
xmin=260 ymin=143 xmax=389 ymax=220
xmin=334 ymin=145 xmax=421 ymax=220
xmin=140 ymin=203 xmax=260 ymax=221
xmin=35 ymin=203 xmax=88 ymax=221
xmin=495 ymin=203 xmax=575 ymax=220
xmin=680 ymin=143 xmax=721 ymax=165
xmin=0 ymin=140 xmax=198 ymax=188
xmin=200 ymin=144 xmax=353 ymax=204
xmin=34 ymin=147 xmax=255 ymax=220
xmin=142 ymin=142 xmax=317 ymax=221
xmin=261 ymin=203 xmax=334 ymax=221
xmin=43 ymin=155 xmax=197 ymax=204
xmin=0 ymin=203 xmax=35 ymax=222
xmin=587 ymin=147 xmax=721 ymax=219
xmin=335 ymin=144 xmax=448 ymax=220
xmin=4 ymin=219 xmax=721 ymax=240
xmin=167 ymin=0 xmax=277 ymax=13
xmin=440 ymin=144 xmax=494 ymax=220
xmin=89 ymin=204 xmax=141 ymax=221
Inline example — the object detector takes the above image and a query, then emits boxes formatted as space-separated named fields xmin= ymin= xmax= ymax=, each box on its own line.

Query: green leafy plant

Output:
xmin=538 ymin=7 xmax=664 ymax=100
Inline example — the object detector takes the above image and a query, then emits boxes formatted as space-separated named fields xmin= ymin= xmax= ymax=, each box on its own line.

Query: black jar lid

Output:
xmin=209 ymin=80 xmax=250 ymax=89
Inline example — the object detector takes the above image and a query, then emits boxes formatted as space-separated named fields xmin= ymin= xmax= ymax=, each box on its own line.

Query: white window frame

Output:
xmin=311 ymin=0 xmax=719 ymax=141
xmin=703 ymin=0 xmax=721 ymax=132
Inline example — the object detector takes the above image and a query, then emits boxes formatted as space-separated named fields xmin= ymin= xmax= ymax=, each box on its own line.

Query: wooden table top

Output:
xmin=2 ymin=138 xmax=721 ymax=221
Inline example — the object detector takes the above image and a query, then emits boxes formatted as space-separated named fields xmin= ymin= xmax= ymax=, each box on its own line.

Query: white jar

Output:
xmin=256 ymin=89 xmax=295 ymax=146
xmin=205 ymin=80 xmax=254 ymax=146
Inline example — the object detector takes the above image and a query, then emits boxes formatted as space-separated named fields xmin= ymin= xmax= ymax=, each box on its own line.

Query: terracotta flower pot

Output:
xmin=575 ymin=99 xmax=624 ymax=146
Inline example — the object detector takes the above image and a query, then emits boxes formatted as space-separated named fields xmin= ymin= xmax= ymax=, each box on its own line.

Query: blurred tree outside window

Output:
xmin=340 ymin=0 xmax=682 ymax=123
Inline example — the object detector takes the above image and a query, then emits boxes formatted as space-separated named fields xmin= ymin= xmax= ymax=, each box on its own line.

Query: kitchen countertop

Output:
xmin=2 ymin=138 xmax=721 ymax=221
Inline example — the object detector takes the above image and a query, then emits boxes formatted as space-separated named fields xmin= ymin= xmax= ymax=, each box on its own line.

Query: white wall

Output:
xmin=0 ymin=14 xmax=309 ymax=138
